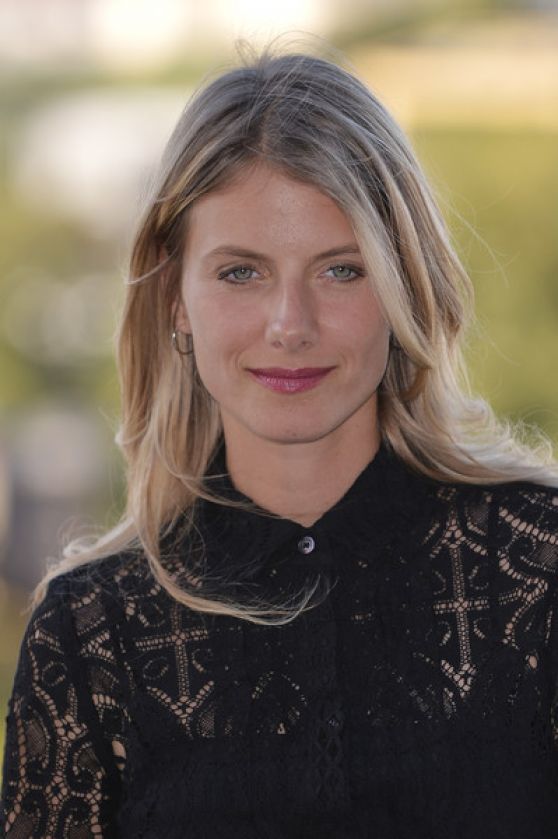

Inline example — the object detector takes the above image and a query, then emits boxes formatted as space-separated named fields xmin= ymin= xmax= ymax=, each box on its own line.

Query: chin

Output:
xmin=252 ymin=423 xmax=340 ymax=445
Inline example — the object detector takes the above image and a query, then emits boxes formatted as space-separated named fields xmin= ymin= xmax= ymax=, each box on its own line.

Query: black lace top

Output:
xmin=3 ymin=441 xmax=558 ymax=838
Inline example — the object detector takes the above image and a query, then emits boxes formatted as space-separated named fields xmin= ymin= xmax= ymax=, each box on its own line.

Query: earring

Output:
xmin=172 ymin=330 xmax=194 ymax=356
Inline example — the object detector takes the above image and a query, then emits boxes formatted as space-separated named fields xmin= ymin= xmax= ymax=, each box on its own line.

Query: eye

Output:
xmin=326 ymin=264 xmax=364 ymax=281
xmin=217 ymin=265 xmax=258 ymax=283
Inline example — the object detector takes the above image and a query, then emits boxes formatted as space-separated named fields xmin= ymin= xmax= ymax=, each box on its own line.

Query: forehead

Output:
xmin=184 ymin=163 xmax=356 ymax=256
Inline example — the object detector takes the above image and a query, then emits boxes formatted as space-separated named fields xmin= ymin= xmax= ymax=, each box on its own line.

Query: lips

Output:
xmin=247 ymin=367 xmax=335 ymax=394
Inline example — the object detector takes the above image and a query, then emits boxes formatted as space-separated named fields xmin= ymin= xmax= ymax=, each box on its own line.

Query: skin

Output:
xmin=175 ymin=162 xmax=390 ymax=526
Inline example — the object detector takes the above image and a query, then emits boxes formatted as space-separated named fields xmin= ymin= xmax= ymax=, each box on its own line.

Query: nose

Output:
xmin=264 ymin=280 xmax=319 ymax=352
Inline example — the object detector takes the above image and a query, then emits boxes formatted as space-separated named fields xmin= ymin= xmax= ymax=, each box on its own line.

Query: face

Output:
xmin=175 ymin=162 xmax=390 ymax=455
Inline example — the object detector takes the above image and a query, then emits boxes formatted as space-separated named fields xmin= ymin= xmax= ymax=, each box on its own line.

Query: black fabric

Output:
xmin=3 ymin=440 xmax=558 ymax=838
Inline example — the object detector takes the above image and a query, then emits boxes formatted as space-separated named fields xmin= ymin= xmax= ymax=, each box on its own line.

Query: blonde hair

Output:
xmin=34 ymin=40 xmax=558 ymax=623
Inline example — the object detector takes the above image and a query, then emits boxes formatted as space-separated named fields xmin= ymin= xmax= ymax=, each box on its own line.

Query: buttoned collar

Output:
xmin=187 ymin=438 xmax=443 ymax=590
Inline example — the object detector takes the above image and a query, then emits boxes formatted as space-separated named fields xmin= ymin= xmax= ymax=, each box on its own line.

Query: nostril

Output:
xmin=264 ymin=306 xmax=319 ymax=351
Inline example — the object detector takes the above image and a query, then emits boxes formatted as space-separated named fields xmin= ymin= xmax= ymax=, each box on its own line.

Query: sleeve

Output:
xmin=1 ymin=575 xmax=122 ymax=838
xmin=548 ymin=581 xmax=558 ymax=751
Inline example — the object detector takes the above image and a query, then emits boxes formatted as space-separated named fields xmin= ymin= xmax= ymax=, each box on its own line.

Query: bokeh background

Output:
xmin=1 ymin=0 xmax=557 ymax=762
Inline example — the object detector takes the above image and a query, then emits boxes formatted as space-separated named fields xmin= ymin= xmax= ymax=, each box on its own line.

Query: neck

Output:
xmin=222 ymin=419 xmax=381 ymax=528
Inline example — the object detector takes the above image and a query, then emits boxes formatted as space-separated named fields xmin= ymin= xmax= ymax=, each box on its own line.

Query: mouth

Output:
xmin=247 ymin=367 xmax=335 ymax=394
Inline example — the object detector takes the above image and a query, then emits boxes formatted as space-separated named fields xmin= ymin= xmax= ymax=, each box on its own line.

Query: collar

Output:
xmin=188 ymin=438 xmax=442 ymax=588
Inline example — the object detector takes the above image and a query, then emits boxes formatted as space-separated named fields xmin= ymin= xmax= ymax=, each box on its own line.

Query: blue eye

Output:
xmin=327 ymin=264 xmax=363 ymax=281
xmin=217 ymin=263 xmax=363 ymax=284
xmin=217 ymin=265 xmax=257 ymax=283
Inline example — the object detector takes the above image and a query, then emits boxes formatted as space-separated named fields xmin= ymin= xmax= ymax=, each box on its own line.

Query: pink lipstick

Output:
xmin=247 ymin=367 xmax=335 ymax=394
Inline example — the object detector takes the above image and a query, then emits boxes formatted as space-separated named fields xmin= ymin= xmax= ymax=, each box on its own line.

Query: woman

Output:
xmin=2 ymin=45 xmax=558 ymax=839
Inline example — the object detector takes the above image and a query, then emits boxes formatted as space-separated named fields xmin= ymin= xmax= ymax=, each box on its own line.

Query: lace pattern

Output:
xmin=2 ymin=447 xmax=558 ymax=837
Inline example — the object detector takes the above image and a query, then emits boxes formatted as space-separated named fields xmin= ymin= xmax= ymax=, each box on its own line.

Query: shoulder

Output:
xmin=489 ymin=478 xmax=558 ymax=528
xmin=490 ymin=479 xmax=558 ymax=574
xmin=433 ymin=476 xmax=558 ymax=575
xmin=28 ymin=550 xmax=154 ymax=651
xmin=41 ymin=514 xmax=198 ymax=608
xmin=429 ymin=466 xmax=558 ymax=523
xmin=34 ymin=536 xmax=209 ymax=651
xmin=41 ymin=550 xmax=148 ymax=608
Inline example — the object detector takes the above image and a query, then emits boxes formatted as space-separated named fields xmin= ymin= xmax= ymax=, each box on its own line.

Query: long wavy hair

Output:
xmin=34 ymin=41 xmax=558 ymax=624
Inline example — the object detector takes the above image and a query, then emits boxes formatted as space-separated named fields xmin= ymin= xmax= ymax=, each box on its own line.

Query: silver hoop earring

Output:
xmin=171 ymin=330 xmax=194 ymax=356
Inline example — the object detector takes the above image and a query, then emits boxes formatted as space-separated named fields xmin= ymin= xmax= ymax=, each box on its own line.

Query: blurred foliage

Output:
xmin=415 ymin=126 xmax=558 ymax=440
xmin=332 ymin=0 xmax=555 ymax=48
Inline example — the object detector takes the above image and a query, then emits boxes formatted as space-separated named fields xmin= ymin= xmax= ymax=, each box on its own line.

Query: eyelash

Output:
xmin=216 ymin=263 xmax=364 ymax=284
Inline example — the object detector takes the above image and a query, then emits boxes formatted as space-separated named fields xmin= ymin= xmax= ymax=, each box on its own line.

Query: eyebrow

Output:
xmin=202 ymin=243 xmax=362 ymax=264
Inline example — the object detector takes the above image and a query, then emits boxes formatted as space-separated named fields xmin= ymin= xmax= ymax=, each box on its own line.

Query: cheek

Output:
xmin=363 ymin=326 xmax=391 ymax=378
xmin=189 ymin=296 xmax=256 ymax=369
xmin=327 ymin=299 xmax=389 ymax=357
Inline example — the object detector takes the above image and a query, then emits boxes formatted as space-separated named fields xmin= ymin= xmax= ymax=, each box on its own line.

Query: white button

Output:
xmin=298 ymin=535 xmax=315 ymax=555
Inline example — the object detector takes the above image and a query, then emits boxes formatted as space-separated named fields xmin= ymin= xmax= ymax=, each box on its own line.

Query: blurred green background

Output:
xmin=1 ymin=0 xmax=557 ymax=765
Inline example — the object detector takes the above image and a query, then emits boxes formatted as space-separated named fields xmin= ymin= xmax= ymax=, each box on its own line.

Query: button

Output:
xmin=298 ymin=535 xmax=315 ymax=555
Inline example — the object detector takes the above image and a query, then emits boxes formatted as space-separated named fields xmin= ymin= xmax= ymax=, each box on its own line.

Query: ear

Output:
xmin=159 ymin=245 xmax=191 ymax=334
xmin=172 ymin=296 xmax=191 ymax=333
